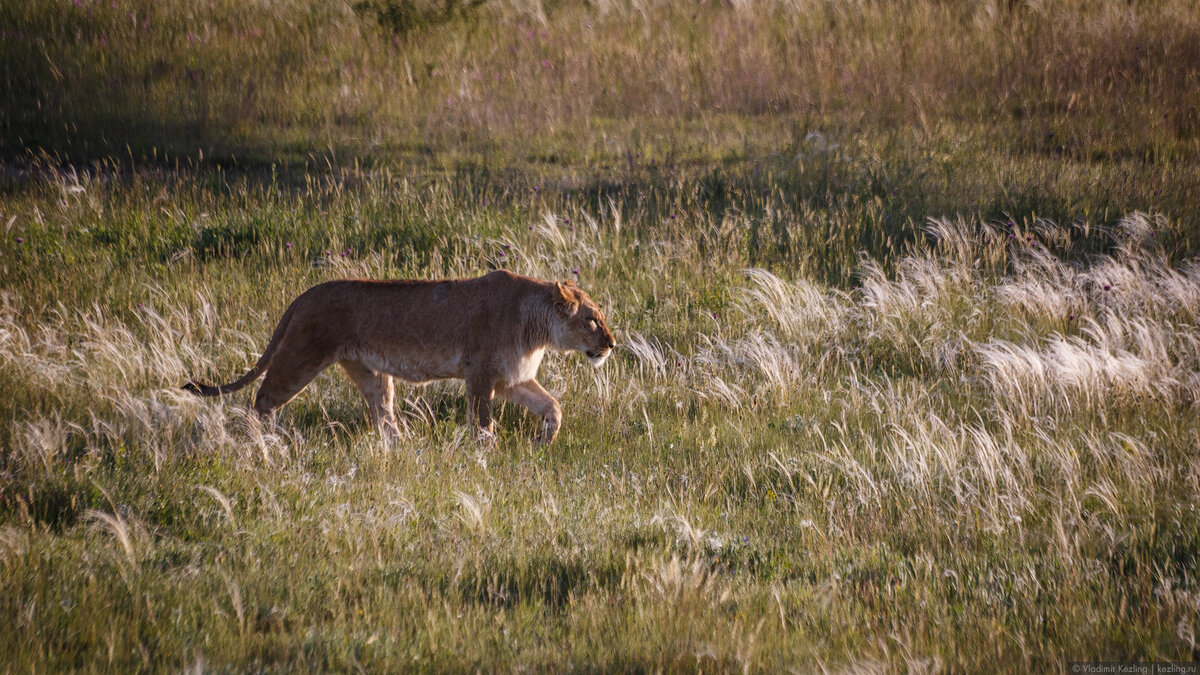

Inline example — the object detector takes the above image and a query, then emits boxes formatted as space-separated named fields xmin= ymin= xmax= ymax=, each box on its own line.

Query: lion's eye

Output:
xmin=587 ymin=318 xmax=598 ymax=330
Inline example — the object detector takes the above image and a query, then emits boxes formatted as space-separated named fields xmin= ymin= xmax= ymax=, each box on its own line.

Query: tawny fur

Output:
xmin=183 ymin=270 xmax=616 ymax=444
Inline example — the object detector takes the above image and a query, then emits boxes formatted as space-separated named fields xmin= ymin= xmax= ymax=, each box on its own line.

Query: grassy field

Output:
xmin=3 ymin=0 xmax=1200 ymax=671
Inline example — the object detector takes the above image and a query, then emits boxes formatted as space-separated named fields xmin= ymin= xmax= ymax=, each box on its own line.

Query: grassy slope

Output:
xmin=2 ymin=0 xmax=1200 ymax=671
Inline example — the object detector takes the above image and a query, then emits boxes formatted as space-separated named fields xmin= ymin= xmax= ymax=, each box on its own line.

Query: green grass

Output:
xmin=3 ymin=0 xmax=1200 ymax=671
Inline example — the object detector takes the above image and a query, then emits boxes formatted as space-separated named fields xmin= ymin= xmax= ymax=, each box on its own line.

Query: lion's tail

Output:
xmin=182 ymin=303 xmax=297 ymax=398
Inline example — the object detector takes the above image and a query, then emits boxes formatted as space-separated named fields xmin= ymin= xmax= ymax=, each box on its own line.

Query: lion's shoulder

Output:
xmin=483 ymin=268 xmax=519 ymax=281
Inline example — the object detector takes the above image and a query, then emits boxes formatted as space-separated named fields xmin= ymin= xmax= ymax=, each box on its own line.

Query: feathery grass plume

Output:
xmin=1114 ymin=212 xmax=1170 ymax=256
xmin=179 ymin=653 xmax=206 ymax=675
xmin=737 ymin=267 xmax=848 ymax=342
xmin=924 ymin=216 xmax=1005 ymax=270
xmin=1083 ymin=253 xmax=1200 ymax=323
xmin=695 ymin=371 xmax=746 ymax=409
xmin=0 ymin=299 xmax=73 ymax=388
xmin=695 ymin=331 xmax=808 ymax=402
xmin=197 ymin=485 xmax=239 ymax=531
xmin=637 ymin=553 xmax=729 ymax=609
xmin=855 ymin=253 xmax=983 ymax=374
xmin=454 ymin=490 xmax=491 ymax=536
xmin=533 ymin=211 xmax=569 ymax=250
xmin=0 ymin=527 xmax=29 ymax=563
xmin=11 ymin=414 xmax=81 ymax=474
xmin=995 ymin=244 xmax=1087 ymax=323
xmin=216 ymin=568 xmax=246 ymax=635
xmin=653 ymin=512 xmax=723 ymax=555
xmin=881 ymin=411 xmax=1032 ymax=533
xmin=977 ymin=315 xmax=1190 ymax=415
xmin=84 ymin=509 xmax=139 ymax=567
xmin=623 ymin=331 xmax=669 ymax=377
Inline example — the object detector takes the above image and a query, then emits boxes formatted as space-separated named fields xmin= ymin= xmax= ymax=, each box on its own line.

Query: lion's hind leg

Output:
xmin=253 ymin=350 xmax=334 ymax=418
xmin=341 ymin=360 xmax=402 ymax=441
xmin=498 ymin=380 xmax=562 ymax=445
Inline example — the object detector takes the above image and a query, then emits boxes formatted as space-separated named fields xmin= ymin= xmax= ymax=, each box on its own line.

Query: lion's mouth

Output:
xmin=586 ymin=349 xmax=612 ymax=367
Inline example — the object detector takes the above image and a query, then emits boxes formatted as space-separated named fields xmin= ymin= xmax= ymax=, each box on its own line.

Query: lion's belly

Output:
xmin=347 ymin=348 xmax=463 ymax=383
xmin=342 ymin=345 xmax=545 ymax=386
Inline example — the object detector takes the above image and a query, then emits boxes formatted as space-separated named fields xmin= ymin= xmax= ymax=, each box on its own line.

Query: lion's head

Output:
xmin=551 ymin=280 xmax=616 ymax=366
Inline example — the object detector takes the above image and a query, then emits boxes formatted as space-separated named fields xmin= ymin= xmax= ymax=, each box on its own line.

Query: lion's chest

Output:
xmin=502 ymin=348 xmax=545 ymax=386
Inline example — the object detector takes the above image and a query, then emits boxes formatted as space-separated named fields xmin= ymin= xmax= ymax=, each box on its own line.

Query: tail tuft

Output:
xmin=182 ymin=380 xmax=221 ymax=397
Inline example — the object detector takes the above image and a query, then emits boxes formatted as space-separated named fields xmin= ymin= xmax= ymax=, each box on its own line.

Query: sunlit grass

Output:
xmin=3 ymin=161 xmax=1199 ymax=669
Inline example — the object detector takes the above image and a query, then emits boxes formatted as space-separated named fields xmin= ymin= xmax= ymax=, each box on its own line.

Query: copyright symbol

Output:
xmin=1072 ymin=666 xmax=1080 ymax=673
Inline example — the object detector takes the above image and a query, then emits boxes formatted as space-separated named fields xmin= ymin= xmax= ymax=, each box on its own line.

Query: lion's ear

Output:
xmin=555 ymin=281 xmax=580 ymax=315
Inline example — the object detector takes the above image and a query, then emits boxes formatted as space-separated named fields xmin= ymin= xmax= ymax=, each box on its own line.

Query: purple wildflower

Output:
xmin=15 ymin=237 xmax=22 ymax=243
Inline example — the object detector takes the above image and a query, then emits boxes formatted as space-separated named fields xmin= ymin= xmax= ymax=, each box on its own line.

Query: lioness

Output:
xmin=183 ymin=270 xmax=616 ymax=444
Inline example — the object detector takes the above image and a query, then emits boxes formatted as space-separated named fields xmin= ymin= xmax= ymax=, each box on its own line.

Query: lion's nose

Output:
xmin=606 ymin=338 xmax=616 ymax=350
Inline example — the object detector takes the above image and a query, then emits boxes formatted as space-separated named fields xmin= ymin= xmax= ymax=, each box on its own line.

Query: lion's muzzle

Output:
xmin=586 ymin=345 xmax=614 ymax=368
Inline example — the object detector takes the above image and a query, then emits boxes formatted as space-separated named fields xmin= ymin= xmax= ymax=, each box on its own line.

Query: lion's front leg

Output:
xmin=499 ymin=380 xmax=562 ymax=445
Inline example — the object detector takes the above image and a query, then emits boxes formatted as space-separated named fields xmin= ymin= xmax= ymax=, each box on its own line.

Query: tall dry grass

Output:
xmin=3 ymin=0 xmax=1199 ymax=166
xmin=4 ymin=176 xmax=1200 ymax=667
